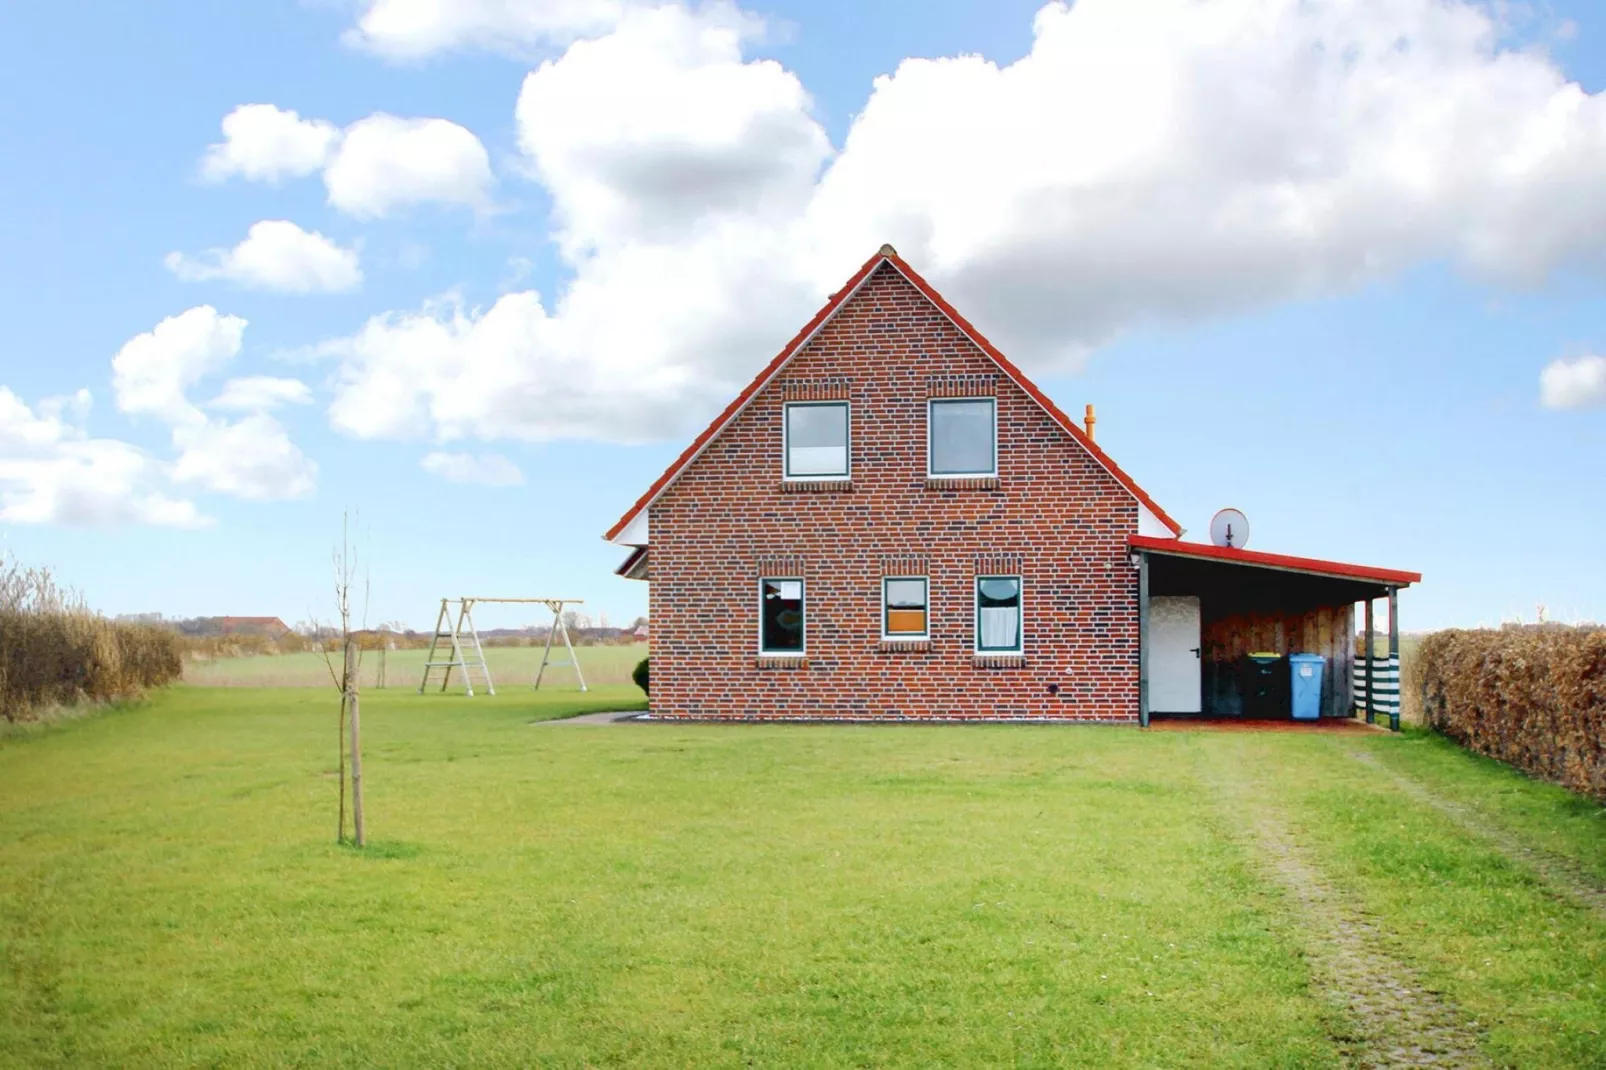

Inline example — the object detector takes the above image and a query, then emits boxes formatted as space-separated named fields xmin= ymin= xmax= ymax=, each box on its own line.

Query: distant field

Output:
xmin=183 ymin=643 xmax=647 ymax=689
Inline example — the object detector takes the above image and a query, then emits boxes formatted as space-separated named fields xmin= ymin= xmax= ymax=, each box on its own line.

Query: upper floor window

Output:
xmin=785 ymin=402 xmax=849 ymax=479
xmin=929 ymin=398 xmax=996 ymax=477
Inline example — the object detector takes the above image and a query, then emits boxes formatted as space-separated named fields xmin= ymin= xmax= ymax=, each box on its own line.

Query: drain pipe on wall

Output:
xmin=1136 ymin=548 xmax=1150 ymax=728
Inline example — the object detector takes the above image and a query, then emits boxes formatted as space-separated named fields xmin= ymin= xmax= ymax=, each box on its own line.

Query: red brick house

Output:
xmin=607 ymin=247 xmax=1419 ymax=725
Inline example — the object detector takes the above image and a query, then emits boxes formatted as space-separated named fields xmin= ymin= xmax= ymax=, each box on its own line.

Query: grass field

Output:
xmin=182 ymin=642 xmax=647 ymax=689
xmin=2 ymin=689 xmax=1604 ymax=1067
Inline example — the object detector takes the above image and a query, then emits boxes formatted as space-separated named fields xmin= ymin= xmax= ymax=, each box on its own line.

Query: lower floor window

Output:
xmin=883 ymin=577 xmax=929 ymax=638
xmin=976 ymin=576 xmax=1022 ymax=652
xmin=761 ymin=578 xmax=805 ymax=653
xmin=750 ymin=573 xmax=1028 ymax=653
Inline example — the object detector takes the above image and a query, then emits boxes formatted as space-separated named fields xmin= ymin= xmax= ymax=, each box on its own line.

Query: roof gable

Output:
xmin=604 ymin=247 xmax=1181 ymax=543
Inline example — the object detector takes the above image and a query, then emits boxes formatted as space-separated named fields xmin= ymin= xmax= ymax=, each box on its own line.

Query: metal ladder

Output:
xmin=418 ymin=598 xmax=495 ymax=695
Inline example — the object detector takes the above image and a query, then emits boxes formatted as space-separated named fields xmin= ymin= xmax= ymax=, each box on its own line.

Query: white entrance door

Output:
xmin=1150 ymin=596 xmax=1202 ymax=714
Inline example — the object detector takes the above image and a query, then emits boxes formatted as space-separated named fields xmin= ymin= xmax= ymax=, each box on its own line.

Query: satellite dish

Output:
xmin=1210 ymin=508 xmax=1250 ymax=549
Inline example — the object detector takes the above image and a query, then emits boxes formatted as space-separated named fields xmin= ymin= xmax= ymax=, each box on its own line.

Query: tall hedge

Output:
xmin=1417 ymin=627 xmax=1606 ymax=801
xmin=0 ymin=554 xmax=183 ymax=723
xmin=0 ymin=610 xmax=183 ymax=723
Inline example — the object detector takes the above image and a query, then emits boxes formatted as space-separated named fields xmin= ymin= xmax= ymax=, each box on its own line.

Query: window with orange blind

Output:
xmin=883 ymin=577 xmax=928 ymax=638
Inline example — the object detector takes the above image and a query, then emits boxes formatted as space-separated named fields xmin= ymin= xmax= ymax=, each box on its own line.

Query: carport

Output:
xmin=1130 ymin=536 xmax=1421 ymax=730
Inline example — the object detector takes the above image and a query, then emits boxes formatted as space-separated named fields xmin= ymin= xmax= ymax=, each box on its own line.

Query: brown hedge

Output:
xmin=0 ymin=610 xmax=183 ymax=723
xmin=1417 ymin=627 xmax=1606 ymax=801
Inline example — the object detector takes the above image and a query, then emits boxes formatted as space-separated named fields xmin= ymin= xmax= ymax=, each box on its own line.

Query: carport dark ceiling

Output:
xmin=1146 ymin=551 xmax=1396 ymax=608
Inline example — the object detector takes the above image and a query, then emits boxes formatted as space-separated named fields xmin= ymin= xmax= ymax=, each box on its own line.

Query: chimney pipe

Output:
xmin=1084 ymin=403 xmax=1096 ymax=441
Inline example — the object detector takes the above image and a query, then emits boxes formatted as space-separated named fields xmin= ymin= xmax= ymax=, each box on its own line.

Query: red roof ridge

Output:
xmin=603 ymin=248 xmax=1182 ymax=543
xmin=879 ymin=250 xmax=1181 ymax=536
xmin=1130 ymin=534 xmax=1421 ymax=586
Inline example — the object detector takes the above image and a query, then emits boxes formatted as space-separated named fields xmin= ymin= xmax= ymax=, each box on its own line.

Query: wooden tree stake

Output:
xmin=348 ymin=635 xmax=365 ymax=847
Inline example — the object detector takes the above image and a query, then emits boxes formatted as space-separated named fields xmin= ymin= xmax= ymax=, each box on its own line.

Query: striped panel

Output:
xmin=1353 ymin=655 xmax=1401 ymax=714
xmin=780 ymin=376 xmax=852 ymax=401
xmin=926 ymin=373 xmax=999 ymax=397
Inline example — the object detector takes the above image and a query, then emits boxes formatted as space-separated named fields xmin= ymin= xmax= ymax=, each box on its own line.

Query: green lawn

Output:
xmin=182 ymin=642 xmax=647 ymax=689
xmin=2 ymin=690 xmax=1603 ymax=1067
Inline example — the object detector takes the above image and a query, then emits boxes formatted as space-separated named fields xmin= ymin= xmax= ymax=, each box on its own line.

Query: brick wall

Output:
xmin=648 ymin=263 xmax=1141 ymax=721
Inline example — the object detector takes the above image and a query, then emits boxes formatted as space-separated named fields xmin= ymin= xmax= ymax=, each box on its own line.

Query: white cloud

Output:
xmin=328 ymin=0 xmax=1606 ymax=445
xmin=201 ymin=104 xmax=339 ymax=183
xmin=326 ymin=234 xmax=803 ymax=443
xmin=165 ymin=220 xmax=362 ymax=293
xmin=420 ymin=450 xmax=526 ymax=486
xmin=207 ymin=376 xmax=314 ymax=412
xmin=171 ymin=414 xmax=318 ymax=500
xmin=1540 ymin=355 xmax=1606 ymax=410
xmin=324 ymin=114 xmax=495 ymax=219
xmin=0 ymin=388 xmax=210 ymax=528
xmin=2 ymin=304 xmax=320 ymax=526
xmin=112 ymin=308 xmax=318 ymax=504
xmin=329 ymin=5 xmax=821 ymax=443
xmin=0 ymin=442 xmax=211 ymax=528
xmin=515 ymin=3 xmax=823 ymax=256
xmin=0 ymin=388 xmax=88 ymax=449
xmin=198 ymin=107 xmax=493 ymax=219
xmin=345 ymin=0 xmax=632 ymax=59
xmin=112 ymin=306 xmax=247 ymax=423
xmin=799 ymin=0 xmax=1606 ymax=359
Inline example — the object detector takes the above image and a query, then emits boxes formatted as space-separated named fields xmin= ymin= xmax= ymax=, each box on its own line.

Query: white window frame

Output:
xmin=974 ymin=574 xmax=1024 ymax=654
xmin=758 ymin=577 xmax=806 ymax=656
xmin=927 ymin=396 xmax=998 ymax=479
xmin=783 ymin=401 xmax=851 ymax=481
xmin=880 ymin=576 xmax=930 ymax=641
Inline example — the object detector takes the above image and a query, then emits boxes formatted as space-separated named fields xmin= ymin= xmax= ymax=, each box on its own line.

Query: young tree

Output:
xmin=320 ymin=513 xmax=367 ymax=847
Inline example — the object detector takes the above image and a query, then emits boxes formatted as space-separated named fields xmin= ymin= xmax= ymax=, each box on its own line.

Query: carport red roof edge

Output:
xmin=603 ymin=248 xmax=1184 ymax=543
xmin=1130 ymin=535 xmax=1421 ymax=586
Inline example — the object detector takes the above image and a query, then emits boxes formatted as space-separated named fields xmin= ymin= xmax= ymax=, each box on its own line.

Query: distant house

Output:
xmin=606 ymin=246 xmax=1419 ymax=724
xmin=633 ymin=624 xmax=649 ymax=640
xmin=217 ymin=616 xmax=291 ymax=637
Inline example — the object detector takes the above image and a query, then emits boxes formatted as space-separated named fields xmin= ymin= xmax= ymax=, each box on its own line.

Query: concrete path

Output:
xmin=540 ymin=710 xmax=647 ymax=725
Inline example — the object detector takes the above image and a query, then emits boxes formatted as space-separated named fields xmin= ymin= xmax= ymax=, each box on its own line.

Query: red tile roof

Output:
xmin=604 ymin=247 xmax=1181 ymax=543
xmin=1130 ymin=535 xmax=1421 ymax=586
xmin=218 ymin=616 xmax=291 ymax=634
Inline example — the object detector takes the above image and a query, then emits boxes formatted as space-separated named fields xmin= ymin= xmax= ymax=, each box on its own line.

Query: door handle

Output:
xmin=1190 ymin=647 xmax=1201 ymax=658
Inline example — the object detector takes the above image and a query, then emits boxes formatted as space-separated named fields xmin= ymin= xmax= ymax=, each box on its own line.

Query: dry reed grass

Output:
xmin=0 ymin=555 xmax=182 ymax=723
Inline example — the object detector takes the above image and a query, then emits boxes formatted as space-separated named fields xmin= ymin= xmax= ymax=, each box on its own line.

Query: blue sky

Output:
xmin=1 ymin=0 xmax=1603 ymax=634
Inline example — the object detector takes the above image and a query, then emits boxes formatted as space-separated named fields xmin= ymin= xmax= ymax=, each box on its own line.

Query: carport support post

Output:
xmin=1138 ymin=551 xmax=1150 ymax=728
xmin=1388 ymin=586 xmax=1400 ymax=733
xmin=1363 ymin=599 xmax=1375 ymax=725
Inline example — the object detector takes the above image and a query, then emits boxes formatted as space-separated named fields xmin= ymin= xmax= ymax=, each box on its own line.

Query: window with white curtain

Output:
xmin=928 ymin=398 xmax=996 ymax=476
xmin=785 ymin=402 xmax=849 ymax=478
xmin=975 ymin=576 xmax=1022 ymax=653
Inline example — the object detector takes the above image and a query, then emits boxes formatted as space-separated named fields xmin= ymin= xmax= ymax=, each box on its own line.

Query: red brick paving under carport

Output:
xmin=1148 ymin=718 xmax=1390 ymax=733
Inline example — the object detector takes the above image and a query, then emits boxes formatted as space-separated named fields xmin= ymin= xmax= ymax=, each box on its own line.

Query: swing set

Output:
xmin=417 ymin=597 xmax=587 ymax=696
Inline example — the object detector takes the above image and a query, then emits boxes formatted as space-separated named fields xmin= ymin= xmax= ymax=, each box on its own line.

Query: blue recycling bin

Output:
xmin=1288 ymin=654 xmax=1325 ymax=721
